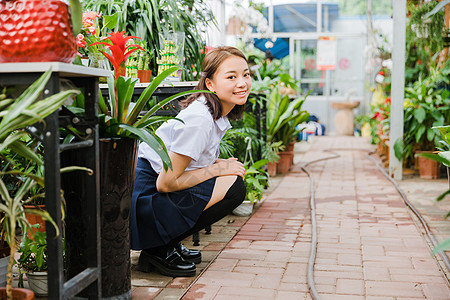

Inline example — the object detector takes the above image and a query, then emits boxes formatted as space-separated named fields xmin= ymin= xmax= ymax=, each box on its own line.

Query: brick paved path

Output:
xmin=184 ymin=136 xmax=450 ymax=300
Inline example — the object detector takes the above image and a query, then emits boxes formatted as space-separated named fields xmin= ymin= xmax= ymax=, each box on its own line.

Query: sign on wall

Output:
xmin=316 ymin=36 xmax=337 ymax=70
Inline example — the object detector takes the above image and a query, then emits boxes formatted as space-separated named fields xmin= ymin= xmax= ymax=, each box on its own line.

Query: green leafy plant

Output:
xmin=16 ymin=225 xmax=47 ymax=274
xmin=0 ymin=69 xmax=79 ymax=298
xmin=262 ymin=141 xmax=285 ymax=163
xmin=415 ymin=125 xmax=450 ymax=254
xmin=267 ymin=85 xmax=310 ymax=147
xmin=393 ymin=71 xmax=450 ymax=162
xmin=244 ymin=159 xmax=269 ymax=203
xmin=405 ymin=1 xmax=446 ymax=84
xmin=81 ymin=0 xmax=215 ymax=80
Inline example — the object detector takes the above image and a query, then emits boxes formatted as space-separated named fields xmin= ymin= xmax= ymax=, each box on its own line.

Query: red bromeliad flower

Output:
xmin=90 ymin=31 xmax=144 ymax=79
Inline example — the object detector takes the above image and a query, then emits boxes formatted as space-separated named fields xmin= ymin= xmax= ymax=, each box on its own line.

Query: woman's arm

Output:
xmin=156 ymin=151 xmax=245 ymax=193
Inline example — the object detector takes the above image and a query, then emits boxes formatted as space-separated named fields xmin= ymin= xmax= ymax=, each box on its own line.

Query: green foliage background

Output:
xmin=81 ymin=0 xmax=215 ymax=81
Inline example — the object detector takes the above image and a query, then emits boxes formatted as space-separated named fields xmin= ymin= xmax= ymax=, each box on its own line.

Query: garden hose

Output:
xmin=300 ymin=151 xmax=340 ymax=300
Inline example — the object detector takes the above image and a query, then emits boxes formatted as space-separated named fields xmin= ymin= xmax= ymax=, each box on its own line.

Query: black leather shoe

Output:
xmin=137 ymin=247 xmax=196 ymax=277
xmin=176 ymin=243 xmax=202 ymax=264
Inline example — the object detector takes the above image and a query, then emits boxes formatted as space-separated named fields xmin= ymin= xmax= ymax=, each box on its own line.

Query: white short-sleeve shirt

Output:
xmin=138 ymin=97 xmax=232 ymax=174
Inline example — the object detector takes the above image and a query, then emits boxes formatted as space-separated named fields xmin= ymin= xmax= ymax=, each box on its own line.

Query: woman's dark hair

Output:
xmin=180 ymin=46 xmax=249 ymax=121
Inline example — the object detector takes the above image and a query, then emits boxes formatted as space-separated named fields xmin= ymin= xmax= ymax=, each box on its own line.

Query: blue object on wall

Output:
xmin=254 ymin=3 xmax=339 ymax=59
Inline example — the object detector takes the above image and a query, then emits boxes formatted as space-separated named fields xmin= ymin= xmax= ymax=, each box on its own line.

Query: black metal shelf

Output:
xmin=0 ymin=62 xmax=110 ymax=299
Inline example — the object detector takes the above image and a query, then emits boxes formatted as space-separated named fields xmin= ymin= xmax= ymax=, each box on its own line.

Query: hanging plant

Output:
xmin=405 ymin=0 xmax=446 ymax=84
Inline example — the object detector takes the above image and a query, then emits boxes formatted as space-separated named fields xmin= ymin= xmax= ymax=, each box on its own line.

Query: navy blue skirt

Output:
xmin=130 ymin=158 xmax=216 ymax=249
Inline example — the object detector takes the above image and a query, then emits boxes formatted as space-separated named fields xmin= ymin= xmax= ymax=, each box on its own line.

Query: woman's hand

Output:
xmin=211 ymin=157 xmax=245 ymax=179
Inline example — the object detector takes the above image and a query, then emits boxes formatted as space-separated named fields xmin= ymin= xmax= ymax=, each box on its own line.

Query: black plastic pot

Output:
xmin=62 ymin=138 xmax=138 ymax=299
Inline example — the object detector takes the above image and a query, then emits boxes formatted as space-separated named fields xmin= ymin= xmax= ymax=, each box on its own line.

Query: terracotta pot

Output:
xmin=277 ymin=151 xmax=294 ymax=174
xmin=137 ymin=70 xmax=152 ymax=83
xmin=417 ymin=153 xmax=440 ymax=179
xmin=267 ymin=162 xmax=277 ymax=177
xmin=24 ymin=205 xmax=46 ymax=238
xmin=286 ymin=141 xmax=296 ymax=167
xmin=0 ymin=287 xmax=34 ymax=299
xmin=286 ymin=141 xmax=295 ymax=152
xmin=0 ymin=0 xmax=77 ymax=63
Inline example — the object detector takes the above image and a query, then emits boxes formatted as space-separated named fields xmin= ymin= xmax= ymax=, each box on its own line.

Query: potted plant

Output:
xmin=232 ymin=159 xmax=269 ymax=217
xmin=76 ymin=10 xmax=118 ymax=69
xmin=416 ymin=125 xmax=450 ymax=184
xmin=262 ymin=141 xmax=285 ymax=177
xmin=0 ymin=69 xmax=79 ymax=299
xmin=16 ymin=226 xmax=48 ymax=297
xmin=266 ymin=85 xmax=310 ymax=174
xmin=136 ymin=41 xmax=153 ymax=83
xmin=393 ymin=68 xmax=450 ymax=176
xmin=415 ymin=125 xmax=450 ymax=255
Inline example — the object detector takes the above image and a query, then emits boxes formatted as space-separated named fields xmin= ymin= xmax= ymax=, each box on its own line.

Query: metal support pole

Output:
xmin=389 ymin=0 xmax=406 ymax=180
xmin=296 ymin=40 xmax=302 ymax=82
xmin=268 ymin=0 xmax=274 ymax=35
xmin=44 ymin=74 xmax=65 ymax=299
xmin=317 ymin=0 xmax=322 ymax=33
xmin=289 ymin=38 xmax=295 ymax=78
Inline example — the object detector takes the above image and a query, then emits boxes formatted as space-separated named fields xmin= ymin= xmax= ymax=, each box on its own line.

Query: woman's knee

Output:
xmin=224 ymin=176 xmax=246 ymax=206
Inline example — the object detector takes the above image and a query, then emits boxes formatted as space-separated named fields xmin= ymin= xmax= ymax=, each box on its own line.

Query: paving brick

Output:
xmin=363 ymin=266 xmax=390 ymax=281
xmin=265 ymin=250 xmax=292 ymax=262
xmin=194 ymin=270 xmax=255 ymax=287
xmin=281 ymin=274 xmax=308 ymax=284
xmin=278 ymin=282 xmax=309 ymax=292
xmin=248 ymin=241 xmax=294 ymax=251
xmin=390 ymin=274 xmax=448 ymax=284
xmin=201 ymin=242 xmax=227 ymax=251
xmin=365 ymin=281 xmax=424 ymax=297
xmin=411 ymin=257 xmax=442 ymax=272
xmin=314 ymin=270 xmax=363 ymax=280
xmin=237 ymin=259 xmax=286 ymax=269
xmin=131 ymin=287 xmax=161 ymax=299
xmin=315 ymin=284 xmax=336 ymax=293
xmin=362 ymin=255 xmax=413 ymax=268
xmin=182 ymin=284 xmax=220 ymax=300
xmin=217 ymin=286 xmax=277 ymax=298
xmin=227 ymin=240 xmax=251 ymax=249
xmin=336 ymin=278 xmax=365 ymax=295
xmin=153 ymin=288 xmax=184 ymax=300
xmin=422 ymin=283 xmax=450 ymax=299
xmin=284 ymin=262 xmax=307 ymax=277
xmin=233 ymin=266 xmax=285 ymax=276
xmin=206 ymin=258 xmax=238 ymax=272
xmin=275 ymin=290 xmax=308 ymax=299
xmin=251 ymin=273 xmax=283 ymax=290
xmin=338 ymin=253 xmax=362 ymax=266
xmin=218 ymin=248 xmax=267 ymax=261
xmin=319 ymin=294 xmax=365 ymax=300
xmin=361 ymin=245 xmax=385 ymax=256
xmin=166 ymin=277 xmax=196 ymax=289
xmin=315 ymin=264 xmax=362 ymax=272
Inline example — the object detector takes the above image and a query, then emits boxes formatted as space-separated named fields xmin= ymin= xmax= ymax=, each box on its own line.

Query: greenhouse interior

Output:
xmin=0 ymin=0 xmax=450 ymax=299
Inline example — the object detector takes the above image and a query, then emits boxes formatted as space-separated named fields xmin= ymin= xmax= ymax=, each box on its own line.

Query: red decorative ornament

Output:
xmin=0 ymin=0 xmax=77 ymax=63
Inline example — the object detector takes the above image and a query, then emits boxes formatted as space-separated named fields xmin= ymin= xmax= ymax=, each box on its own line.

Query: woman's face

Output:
xmin=206 ymin=55 xmax=252 ymax=116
